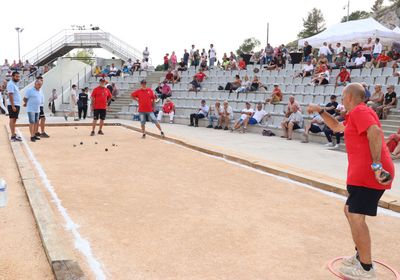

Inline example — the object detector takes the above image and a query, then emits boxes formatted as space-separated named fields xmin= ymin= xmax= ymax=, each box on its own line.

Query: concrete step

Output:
xmin=381 ymin=120 xmax=400 ymax=126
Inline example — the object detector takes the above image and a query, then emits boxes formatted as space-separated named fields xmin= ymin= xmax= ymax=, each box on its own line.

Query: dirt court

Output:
xmin=19 ymin=125 xmax=400 ymax=280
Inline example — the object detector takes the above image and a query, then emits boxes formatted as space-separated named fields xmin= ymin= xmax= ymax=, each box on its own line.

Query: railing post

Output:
xmin=61 ymin=85 xmax=64 ymax=104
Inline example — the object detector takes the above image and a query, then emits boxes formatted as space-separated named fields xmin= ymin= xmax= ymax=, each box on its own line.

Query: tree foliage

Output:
xmin=389 ymin=0 xmax=400 ymax=7
xmin=371 ymin=0 xmax=384 ymax=12
xmin=70 ymin=48 xmax=95 ymax=65
xmin=236 ymin=37 xmax=261 ymax=56
xmin=297 ymin=8 xmax=326 ymax=39
xmin=341 ymin=10 xmax=371 ymax=22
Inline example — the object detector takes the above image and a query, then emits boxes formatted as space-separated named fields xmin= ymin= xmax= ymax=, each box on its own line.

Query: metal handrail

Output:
xmin=60 ymin=65 xmax=92 ymax=104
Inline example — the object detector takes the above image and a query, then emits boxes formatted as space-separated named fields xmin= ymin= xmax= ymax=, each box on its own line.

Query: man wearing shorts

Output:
xmin=23 ymin=79 xmax=43 ymax=142
xmin=131 ymin=79 xmax=165 ymax=138
xmin=308 ymin=83 xmax=394 ymax=280
xmin=35 ymin=76 xmax=49 ymax=138
xmin=90 ymin=79 xmax=112 ymax=136
xmin=64 ymin=84 xmax=78 ymax=121
xmin=7 ymin=71 xmax=22 ymax=142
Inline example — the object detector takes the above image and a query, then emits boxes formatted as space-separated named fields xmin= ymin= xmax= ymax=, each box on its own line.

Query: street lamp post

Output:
xmin=15 ymin=27 xmax=24 ymax=61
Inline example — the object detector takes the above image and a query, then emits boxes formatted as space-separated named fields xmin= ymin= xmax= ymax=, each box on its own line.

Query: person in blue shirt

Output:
xmin=23 ymin=79 xmax=43 ymax=142
xmin=6 ymin=71 xmax=22 ymax=141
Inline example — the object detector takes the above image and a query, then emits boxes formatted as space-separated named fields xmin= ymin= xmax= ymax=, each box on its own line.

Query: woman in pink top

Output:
xmin=170 ymin=51 xmax=177 ymax=70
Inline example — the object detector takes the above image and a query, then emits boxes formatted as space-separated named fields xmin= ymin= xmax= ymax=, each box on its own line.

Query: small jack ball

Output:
xmin=105 ymin=148 xmax=108 ymax=152
xmin=74 ymin=127 xmax=78 ymax=129
xmin=80 ymin=142 xmax=83 ymax=145
xmin=73 ymin=144 xmax=76 ymax=147
xmin=95 ymin=142 xmax=98 ymax=144
xmin=112 ymin=144 xmax=115 ymax=146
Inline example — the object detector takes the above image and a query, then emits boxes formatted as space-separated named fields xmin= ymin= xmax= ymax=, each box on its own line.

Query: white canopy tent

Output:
xmin=298 ymin=18 xmax=400 ymax=48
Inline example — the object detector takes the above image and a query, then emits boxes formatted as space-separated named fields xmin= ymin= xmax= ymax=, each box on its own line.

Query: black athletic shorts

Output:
xmin=346 ymin=185 xmax=385 ymax=216
xmin=8 ymin=105 xmax=20 ymax=119
xmin=293 ymin=123 xmax=301 ymax=130
xmin=309 ymin=124 xmax=322 ymax=134
xmin=93 ymin=109 xmax=106 ymax=120
xmin=39 ymin=106 xmax=45 ymax=119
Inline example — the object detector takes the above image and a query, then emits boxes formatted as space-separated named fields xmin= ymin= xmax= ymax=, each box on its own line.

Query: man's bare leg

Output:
xmin=287 ymin=122 xmax=294 ymax=139
xmin=99 ymin=120 xmax=104 ymax=131
xmin=9 ymin=118 xmax=16 ymax=136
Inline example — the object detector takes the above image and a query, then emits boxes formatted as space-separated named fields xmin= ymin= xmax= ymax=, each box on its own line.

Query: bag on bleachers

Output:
xmin=218 ymin=86 xmax=224 ymax=90
xmin=262 ymin=129 xmax=275 ymax=136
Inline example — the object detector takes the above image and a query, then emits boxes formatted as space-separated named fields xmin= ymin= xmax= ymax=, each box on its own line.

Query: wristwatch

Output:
xmin=318 ymin=108 xmax=325 ymax=115
xmin=371 ymin=163 xmax=382 ymax=171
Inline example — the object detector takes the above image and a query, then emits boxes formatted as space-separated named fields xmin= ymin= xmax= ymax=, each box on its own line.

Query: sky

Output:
xmin=0 ymin=0 xmax=391 ymax=65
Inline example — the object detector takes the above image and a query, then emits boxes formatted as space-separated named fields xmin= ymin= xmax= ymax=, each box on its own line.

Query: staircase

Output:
xmin=107 ymin=71 xmax=166 ymax=118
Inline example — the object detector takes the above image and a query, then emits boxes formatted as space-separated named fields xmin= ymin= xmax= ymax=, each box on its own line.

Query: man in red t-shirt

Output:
xmin=194 ymin=69 xmax=207 ymax=83
xmin=156 ymin=98 xmax=175 ymax=124
xmin=308 ymin=83 xmax=394 ymax=279
xmin=90 ymin=79 xmax=112 ymax=136
xmin=373 ymin=51 xmax=392 ymax=68
xmin=335 ymin=66 xmax=351 ymax=87
xmin=163 ymin=54 xmax=169 ymax=71
xmin=131 ymin=79 xmax=165 ymax=138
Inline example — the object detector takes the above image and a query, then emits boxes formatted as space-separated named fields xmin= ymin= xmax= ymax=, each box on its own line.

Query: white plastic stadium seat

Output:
xmin=387 ymin=77 xmax=399 ymax=85
xmin=374 ymin=76 xmax=386 ymax=85
xmin=371 ymin=68 xmax=383 ymax=77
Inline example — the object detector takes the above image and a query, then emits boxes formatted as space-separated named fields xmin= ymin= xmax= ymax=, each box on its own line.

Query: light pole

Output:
xmin=15 ymin=27 xmax=24 ymax=61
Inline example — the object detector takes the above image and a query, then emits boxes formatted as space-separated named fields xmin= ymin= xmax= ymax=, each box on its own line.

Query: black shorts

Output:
xmin=309 ymin=124 xmax=322 ymax=133
xmin=8 ymin=105 xmax=20 ymax=119
xmin=39 ymin=106 xmax=45 ymax=119
xmin=346 ymin=185 xmax=385 ymax=216
xmin=293 ymin=123 xmax=301 ymax=130
xmin=321 ymin=78 xmax=329 ymax=85
xmin=93 ymin=109 xmax=106 ymax=120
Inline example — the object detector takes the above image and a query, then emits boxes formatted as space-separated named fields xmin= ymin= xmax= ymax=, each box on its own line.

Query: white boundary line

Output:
xmin=18 ymin=129 xmax=107 ymax=280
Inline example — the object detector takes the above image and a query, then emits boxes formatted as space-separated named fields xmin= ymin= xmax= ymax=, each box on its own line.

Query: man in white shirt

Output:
xmin=281 ymin=106 xmax=303 ymax=140
xmin=302 ymin=113 xmax=325 ymax=143
xmin=298 ymin=60 xmax=314 ymax=77
xmin=208 ymin=44 xmax=217 ymax=67
xmin=207 ymin=101 xmax=222 ymax=128
xmin=64 ymin=84 xmax=78 ymax=121
xmin=353 ymin=52 xmax=366 ymax=69
xmin=318 ymin=42 xmax=332 ymax=57
xmin=362 ymin=38 xmax=373 ymax=62
xmin=189 ymin=99 xmax=209 ymax=127
xmin=189 ymin=44 xmax=195 ymax=66
xmin=335 ymin=43 xmax=342 ymax=55
xmin=246 ymin=102 xmax=270 ymax=126
xmin=143 ymin=47 xmax=150 ymax=62
xmin=109 ymin=63 xmax=118 ymax=77
xmin=217 ymin=100 xmax=233 ymax=130
xmin=231 ymin=102 xmax=254 ymax=133
xmin=372 ymin=38 xmax=382 ymax=59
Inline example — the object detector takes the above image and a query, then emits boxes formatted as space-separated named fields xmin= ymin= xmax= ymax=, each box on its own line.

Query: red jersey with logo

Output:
xmin=131 ymin=88 xmax=156 ymax=112
xmin=91 ymin=86 xmax=112 ymax=109
xmin=195 ymin=72 xmax=206 ymax=82
xmin=163 ymin=102 xmax=175 ymax=114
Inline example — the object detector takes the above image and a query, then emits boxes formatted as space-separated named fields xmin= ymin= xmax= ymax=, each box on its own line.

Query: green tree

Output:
xmin=390 ymin=0 xmax=400 ymax=7
xmin=70 ymin=48 xmax=95 ymax=65
xmin=341 ymin=10 xmax=371 ymax=22
xmin=297 ymin=8 xmax=326 ymax=39
xmin=371 ymin=0 xmax=384 ymax=12
xmin=236 ymin=37 xmax=261 ymax=56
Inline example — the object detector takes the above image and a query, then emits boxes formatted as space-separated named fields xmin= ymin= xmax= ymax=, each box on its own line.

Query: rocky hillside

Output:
xmin=374 ymin=4 xmax=400 ymax=28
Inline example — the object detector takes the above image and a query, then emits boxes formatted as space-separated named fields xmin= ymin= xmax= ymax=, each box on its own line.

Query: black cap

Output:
xmin=331 ymin=95 xmax=337 ymax=99
xmin=140 ymin=79 xmax=147 ymax=84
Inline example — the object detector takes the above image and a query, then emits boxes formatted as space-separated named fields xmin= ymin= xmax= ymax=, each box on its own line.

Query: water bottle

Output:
xmin=0 ymin=179 xmax=7 ymax=207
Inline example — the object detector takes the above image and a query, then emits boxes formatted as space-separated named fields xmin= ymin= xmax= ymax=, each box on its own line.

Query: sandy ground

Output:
xmin=0 ymin=119 xmax=53 ymax=280
xmin=20 ymin=125 xmax=400 ymax=280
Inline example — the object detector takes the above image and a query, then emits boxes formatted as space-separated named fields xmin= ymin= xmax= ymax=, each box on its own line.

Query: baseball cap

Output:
xmin=99 ymin=78 xmax=106 ymax=83
xmin=140 ymin=79 xmax=147 ymax=84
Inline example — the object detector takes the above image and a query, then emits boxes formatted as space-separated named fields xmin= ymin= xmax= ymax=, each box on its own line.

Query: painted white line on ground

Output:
xmin=18 ymin=129 xmax=107 ymax=280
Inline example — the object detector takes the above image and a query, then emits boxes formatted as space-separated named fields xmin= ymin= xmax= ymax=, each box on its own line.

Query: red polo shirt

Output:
xmin=195 ymin=72 xmax=206 ymax=82
xmin=162 ymin=102 xmax=175 ymax=114
xmin=344 ymin=103 xmax=394 ymax=190
xmin=338 ymin=70 xmax=350 ymax=83
xmin=131 ymin=88 xmax=156 ymax=112
xmin=91 ymin=86 xmax=112 ymax=109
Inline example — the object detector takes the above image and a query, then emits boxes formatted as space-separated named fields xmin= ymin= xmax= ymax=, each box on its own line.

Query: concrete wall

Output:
xmin=20 ymin=58 xmax=92 ymax=114
xmin=96 ymin=58 xmax=124 ymax=68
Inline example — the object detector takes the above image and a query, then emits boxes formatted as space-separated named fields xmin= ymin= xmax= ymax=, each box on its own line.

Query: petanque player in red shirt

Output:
xmin=131 ymin=79 xmax=165 ymax=139
xmin=90 ymin=78 xmax=112 ymax=136
xmin=307 ymin=83 xmax=394 ymax=280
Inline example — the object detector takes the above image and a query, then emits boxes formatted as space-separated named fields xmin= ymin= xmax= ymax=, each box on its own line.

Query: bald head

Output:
xmin=343 ymin=83 xmax=365 ymax=102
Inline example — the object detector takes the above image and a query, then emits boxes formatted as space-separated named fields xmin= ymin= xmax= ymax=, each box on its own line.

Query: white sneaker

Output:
xmin=324 ymin=142 xmax=334 ymax=147
xmin=328 ymin=144 xmax=339 ymax=150
xmin=342 ymin=254 xmax=359 ymax=267
xmin=339 ymin=262 xmax=377 ymax=280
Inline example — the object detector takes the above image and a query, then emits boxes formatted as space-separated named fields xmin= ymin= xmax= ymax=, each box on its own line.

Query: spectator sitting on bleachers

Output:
xmin=324 ymin=95 xmax=338 ymax=115
xmin=157 ymin=98 xmax=175 ymax=124
xmin=189 ymin=76 xmax=201 ymax=93
xmin=281 ymin=106 xmax=303 ymax=140
xmin=189 ymin=99 xmax=209 ymax=127
xmin=221 ymin=57 xmax=230 ymax=70
xmin=372 ymin=51 xmax=392 ymax=68
xmin=246 ymin=102 xmax=269 ymax=127
xmin=10 ymin=60 xmax=19 ymax=71
xmin=23 ymin=60 xmax=31 ymax=73
xmin=367 ymin=84 xmax=384 ymax=109
xmin=323 ymin=103 xmax=345 ymax=149
xmin=250 ymin=76 xmax=266 ymax=92
xmin=333 ymin=52 xmax=347 ymax=69
xmin=230 ymin=51 xmax=237 ymax=61
xmin=296 ymin=60 xmax=314 ymax=77
xmin=317 ymin=54 xmax=328 ymax=66
xmin=362 ymin=82 xmax=371 ymax=102
xmin=265 ymin=56 xmax=283 ymax=71
xmin=165 ymin=70 xmax=174 ymax=83
xmin=178 ymin=58 xmax=187 ymax=71
xmin=108 ymin=63 xmax=120 ymax=77
xmin=238 ymin=57 xmax=246 ymax=70
xmin=17 ymin=60 xmax=23 ymax=70
xmin=313 ymin=61 xmax=328 ymax=76
xmin=1 ymin=60 xmax=9 ymax=73
xmin=285 ymin=95 xmax=301 ymax=117
xmin=393 ymin=60 xmax=400 ymax=76
xmin=350 ymin=51 xmax=366 ymax=69
xmin=376 ymin=85 xmax=397 ymax=119
xmin=225 ymin=75 xmax=241 ymax=93
xmin=311 ymin=67 xmax=330 ymax=86
xmin=385 ymin=128 xmax=400 ymax=159
xmin=217 ymin=101 xmax=234 ymax=130
xmin=265 ymin=84 xmax=283 ymax=104
xmin=231 ymin=102 xmax=254 ymax=133
xmin=141 ymin=59 xmax=149 ymax=71
xmin=335 ymin=66 xmax=350 ymax=87
xmin=207 ymin=101 xmax=222 ymax=128
xmin=133 ymin=59 xmax=141 ymax=72
xmin=362 ymin=37 xmax=373 ymax=62
xmin=160 ymin=82 xmax=172 ymax=103
xmin=101 ymin=66 xmax=110 ymax=77
xmin=172 ymin=70 xmax=181 ymax=83
xmin=122 ymin=65 xmax=130 ymax=76
xmin=94 ymin=66 xmax=102 ymax=77
xmin=200 ymin=56 xmax=208 ymax=71
xmin=229 ymin=58 xmax=238 ymax=71
xmin=350 ymin=43 xmax=361 ymax=61
xmin=235 ymin=75 xmax=251 ymax=93
xmin=301 ymin=113 xmax=325 ymax=143
xmin=250 ymin=52 xmax=259 ymax=65
xmin=335 ymin=43 xmax=342 ymax=55
xmin=194 ymin=69 xmax=207 ymax=83
xmin=303 ymin=41 xmax=313 ymax=61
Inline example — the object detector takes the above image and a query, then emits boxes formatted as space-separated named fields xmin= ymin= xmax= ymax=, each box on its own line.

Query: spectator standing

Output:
xmin=189 ymin=45 xmax=195 ymax=66
xmin=163 ymin=53 xmax=169 ymax=71
xmin=48 ymin=89 xmax=57 ymax=115
xmin=209 ymin=44 xmax=217 ymax=67
xmin=143 ymin=47 xmax=150 ymax=62
xmin=207 ymin=101 xmax=222 ymax=128
xmin=189 ymin=99 xmax=209 ymax=127
xmin=156 ymin=98 xmax=175 ymax=124
xmin=183 ymin=49 xmax=189 ymax=66
xmin=362 ymin=38 xmax=373 ymax=62
xmin=23 ymin=79 xmax=43 ymax=142
xmin=7 ymin=72 xmax=22 ymax=141
xmin=78 ymin=87 xmax=89 ymax=120
xmin=265 ymin=43 xmax=274 ymax=63
xmin=303 ymin=41 xmax=312 ymax=61
xmin=35 ymin=76 xmax=49 ymax=138
xmin=170 ymin=51 xmax=177 ymax=70
xmin=0 ymin=80 xmax=9 ymax=115
xmin=372 ymin=38 xmax=382 ymax=59
xmin=318 ymin=42 xmax=332 ymax=57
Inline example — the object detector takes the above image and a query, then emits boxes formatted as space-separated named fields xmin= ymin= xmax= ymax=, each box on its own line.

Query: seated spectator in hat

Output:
xmin=311 ymin=68 xmax=330 ymax=86
xmin=172 ymin=70 xmax=181 ymax=83
xmin=372 ymin=51 xmax=392 ymax=68
xmin=215 ymin=101 xmax=234 ymax=130
xmin=367 ymin=84 xmax=384 ymax=109
xmin=324 ymin=95 xmax=338 ymax=115
xmin=281 ymin=106 xmax=303 ymax=140
xmin=189 ymin=99 xmax=209 ymax=127
xmin=108 ymin=63 xmax=119 ymax=77
xmin=238 ymin=57 xmax=246 ymax=70
xmin=376 ymin=85 xmax=397 ymax=119
xmin=245 ymin=102 xmax=270 ymax=127
xmin=284 ymin=95 xmax=301 ymax=117
xmin=231 ymin=102 xmax=254 ymax=133
xmin=301 ymin=113 xmax=325 ymax=143
xmin=350 ymin=52 xmax=366 ymax=69
xmin=335 ymin=67 xmax=350 ymax=87
xmin=165 ymin=70 xmax=174 ymax=83
xmin=250 ymin=75 xmax=266 ymax=92
xmin=362 ymin=82 xmax=371 ymax=102
xmin=386 ymin=128 xmax=400 ymax=159
xmin=207 ymin=101 xmax=222 ymax=128
xmin=296 ymin=60 xmax=314 ymax=77
xmin=225 ymin=75 xmax=241 ymax=93
xmin=157 ymin=98 xmax=175 ymax=124
xmin=160 ymin=82 xmax=172 ymax=103
xmin=236 ymin=75 xmax=251 ymax=93
xmin=333 ymin=52 xmax=347 ymax=69
xmin=177 ymin=59 xmax=187 ymax=72
xmin=265 ymin=84 xmax=283 ymax=104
